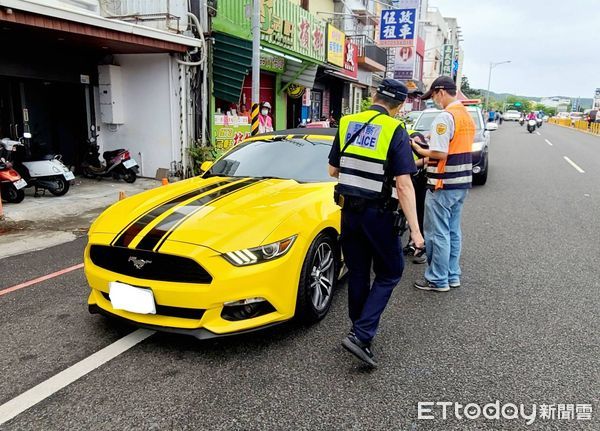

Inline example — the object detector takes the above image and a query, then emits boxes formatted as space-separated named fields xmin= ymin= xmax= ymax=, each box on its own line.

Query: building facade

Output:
xmin=0 ymin=0 xmax=205 ymax=178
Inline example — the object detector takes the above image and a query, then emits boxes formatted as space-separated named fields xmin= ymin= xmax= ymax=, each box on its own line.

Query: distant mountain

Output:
xmin=474 ymin=89 xmax=592 ymax=108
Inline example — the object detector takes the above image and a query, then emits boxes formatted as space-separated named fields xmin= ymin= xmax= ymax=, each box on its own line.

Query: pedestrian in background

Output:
xmin=411 ymin=76 xmax=475 ymax=292
xmin=328 ymin=78 xmax=424 ymax=367
xmin=259 ymin=102 xmax=274 ymax=134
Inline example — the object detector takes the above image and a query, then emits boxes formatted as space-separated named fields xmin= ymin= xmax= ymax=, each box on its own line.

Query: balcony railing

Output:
xmin=348 ymin=35 xmax=387 ymax=72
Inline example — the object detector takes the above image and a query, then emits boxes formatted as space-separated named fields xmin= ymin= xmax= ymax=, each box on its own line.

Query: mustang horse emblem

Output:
xmin=128 ymin=256 xmax=152 ymax=269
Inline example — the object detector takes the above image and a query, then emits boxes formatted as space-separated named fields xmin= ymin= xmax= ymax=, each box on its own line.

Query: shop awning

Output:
xmin=0 ymin=1 xmax=200 ymax=52
xmin=212 ymin=33 xmax=253 ymax=104
xmin=323 ymin=69 xmax=360 ymax=83
xmin=281 ymin=62 xmax=318 ymax=90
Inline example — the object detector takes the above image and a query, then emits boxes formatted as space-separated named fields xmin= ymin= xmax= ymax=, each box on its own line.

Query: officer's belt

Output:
xmin=341 ymin=195 xmax=397 ymax=212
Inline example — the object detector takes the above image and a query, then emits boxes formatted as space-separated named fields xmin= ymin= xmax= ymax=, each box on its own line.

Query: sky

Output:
xmin=429 ymin=0 xmax=599 ymax=99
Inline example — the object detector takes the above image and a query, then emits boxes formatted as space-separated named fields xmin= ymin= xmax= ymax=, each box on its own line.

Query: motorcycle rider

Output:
xmin=526 ymin=111 xmax=537 ymax=121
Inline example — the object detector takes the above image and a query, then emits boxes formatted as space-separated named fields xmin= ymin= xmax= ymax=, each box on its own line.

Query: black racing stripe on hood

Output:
xmin=135 ymin=178 xmax=264 ymax=252
xmin=111 ymin=179 xmax=234 ymax=248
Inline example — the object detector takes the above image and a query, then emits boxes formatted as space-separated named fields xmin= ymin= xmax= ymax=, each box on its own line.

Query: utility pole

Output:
xmin=485 ymin=60 xmax=511 ymax=111
xmin=251 ymin=0 xmax=261 ymax=135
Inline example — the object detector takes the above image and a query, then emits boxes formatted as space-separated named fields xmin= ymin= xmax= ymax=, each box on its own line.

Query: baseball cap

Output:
xmin=420 ymin=76 xmax=457 ymax=100
xmin=376 ymin=78 xmax=409 ymax=102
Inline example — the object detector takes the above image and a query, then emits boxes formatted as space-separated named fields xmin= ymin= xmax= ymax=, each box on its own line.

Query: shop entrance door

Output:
xmin=0 ymin=76 xmax=88 ymax=169
xmin=287 ymin=96 xmax=302 ymax=128
xmin=0 ymin=78 xmax=23 ymax=141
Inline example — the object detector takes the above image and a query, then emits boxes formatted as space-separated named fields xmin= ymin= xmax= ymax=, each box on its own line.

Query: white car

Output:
xmin=412 ymin=105 xmax=493 ymax=185
xmin=503 ymin=110 xmax=521 ymax=121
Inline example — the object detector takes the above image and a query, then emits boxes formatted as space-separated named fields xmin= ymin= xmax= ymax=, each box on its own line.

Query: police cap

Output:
xmin=376 ymin=79 xmax=409 ymax=102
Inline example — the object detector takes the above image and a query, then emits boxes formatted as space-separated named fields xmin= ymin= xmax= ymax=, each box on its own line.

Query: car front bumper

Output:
xmin=85 ymin=233 xmax=306 ymax=337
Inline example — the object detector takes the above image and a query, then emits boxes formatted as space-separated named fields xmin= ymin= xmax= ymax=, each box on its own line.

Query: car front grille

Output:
xmin=100 ymin=292 xmax=205 ymax=320
xmin=89 ymin=245 xmax=212 ymax=284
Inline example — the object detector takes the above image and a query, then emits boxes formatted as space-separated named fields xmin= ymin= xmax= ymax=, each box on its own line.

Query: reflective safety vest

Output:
xmin=426 ymin=103 xmax=475 ymax=190
xmin=337 ymin=109 xmax=402 ymax=201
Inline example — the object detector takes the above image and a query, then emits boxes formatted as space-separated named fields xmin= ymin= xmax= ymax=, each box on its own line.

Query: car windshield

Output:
xmin=205 ymin=137 xmax=335 ymax=183
xmin=414 ymin=110 xmax=483 ymax=132
xmin=407 ymin=111 xmax=421 ymax=121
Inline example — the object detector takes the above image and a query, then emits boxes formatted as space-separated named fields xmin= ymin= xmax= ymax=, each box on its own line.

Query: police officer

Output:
xmin=328 ymin=79 xmax=425 ymax=368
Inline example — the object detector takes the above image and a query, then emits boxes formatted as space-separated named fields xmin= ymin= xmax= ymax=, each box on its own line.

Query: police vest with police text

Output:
xmin=337 ymin=109 xmax=402 ymax=201
xmin=426 ymin=103 xmax=475 ymax=190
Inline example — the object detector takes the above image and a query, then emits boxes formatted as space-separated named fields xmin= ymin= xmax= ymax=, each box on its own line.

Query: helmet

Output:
xmin=262 ymin=102 xmax=272 ymax=110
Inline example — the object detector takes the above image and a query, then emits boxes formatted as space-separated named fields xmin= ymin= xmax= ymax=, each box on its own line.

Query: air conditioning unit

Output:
xmin=99 ymin=0 xmax=189 ymax=33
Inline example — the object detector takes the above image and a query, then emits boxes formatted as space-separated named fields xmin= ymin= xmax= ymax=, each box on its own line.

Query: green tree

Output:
xmin=461 ymin=76 xmax=482 ymax=99
xmin=506 ymin=96 xmax=532 ymax=112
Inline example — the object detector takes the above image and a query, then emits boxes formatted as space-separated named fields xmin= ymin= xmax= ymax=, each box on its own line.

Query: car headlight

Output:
xmin=472 ymin=141 xmax=485 ymax=152
xmin=222 ymin=235 xmax=297 ymax=266
xmin=52 ymin=166 xmax=61 ymax=173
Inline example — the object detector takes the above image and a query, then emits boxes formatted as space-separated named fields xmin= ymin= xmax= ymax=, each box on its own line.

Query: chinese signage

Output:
xmin=260 ymin=52 xmax=285 ymax=73
xmin=212 ymin=0 xmax=327 ymax=62
xmin=259 ymin=0 xmax=326 ymax=62
xmin=393 ymin=45 xmax=415 ymax=80
xmin=342 ymin=40 xmax=358 ymax=80
xmin=379 ymin=8 xmax=416 ymax=47
xmin=326 ymin=24 xmax=345 ymax=67
xmin=441 ymin=44 xmax=454 ymax=75
xmin=213 ymin=115 xmax=251 ymax=153
xmin=594 ymin=88 xmax=600 ymax=109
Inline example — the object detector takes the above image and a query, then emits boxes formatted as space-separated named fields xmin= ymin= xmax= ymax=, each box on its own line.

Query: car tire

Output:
xmin=295 ymin=232 xmax=340 ymax=324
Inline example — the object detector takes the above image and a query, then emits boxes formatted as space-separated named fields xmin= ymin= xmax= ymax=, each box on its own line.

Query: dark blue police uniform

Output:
xmin=329 ymin=105 xmax=416 ymax=346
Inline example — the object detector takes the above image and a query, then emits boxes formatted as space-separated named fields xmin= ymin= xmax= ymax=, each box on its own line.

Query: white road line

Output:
xmin=545 ymin=139 xmax=553 ymax=146
xmin=563 ymin=156 xmax=585 ymax=173
xmin=536 ymin=131 xmax=541 ymax=136
xmin=0 ymin=329 xmax=155 ymax=425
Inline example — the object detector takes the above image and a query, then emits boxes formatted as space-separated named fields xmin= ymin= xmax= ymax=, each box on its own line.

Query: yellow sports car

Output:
xmin=85 ymin=129 xmax=342 ymax=339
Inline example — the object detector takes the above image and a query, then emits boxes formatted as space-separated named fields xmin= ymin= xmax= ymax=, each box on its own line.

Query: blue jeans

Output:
xmin=424 ymin=189 xmax=469 ymax=287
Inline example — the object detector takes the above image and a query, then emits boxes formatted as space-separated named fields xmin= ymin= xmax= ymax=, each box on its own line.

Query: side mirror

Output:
xmin=200 ymin=161 xmax=213 ymax=172
xmin=23 ymin=132 xmax=32 ymax=139
xmin=485 ymin=123 xmax=498 ymax=131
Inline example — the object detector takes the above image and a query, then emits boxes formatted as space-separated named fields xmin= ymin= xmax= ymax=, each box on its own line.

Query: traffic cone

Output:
xmin=118 ymin=191 xmax=126 ymax=201
xmin=161 ymin=178 xmax=168 ymax=186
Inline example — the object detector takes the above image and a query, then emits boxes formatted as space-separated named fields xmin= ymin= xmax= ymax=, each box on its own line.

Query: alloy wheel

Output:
xmin=309 ymin=243 xmax=335 ymax=312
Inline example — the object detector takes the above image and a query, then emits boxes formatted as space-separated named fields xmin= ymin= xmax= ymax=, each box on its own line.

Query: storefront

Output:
xmin=211 ymin=0 xmax=327 ymax=152
xmin=0 ymin=5 xmax=201 ymax=176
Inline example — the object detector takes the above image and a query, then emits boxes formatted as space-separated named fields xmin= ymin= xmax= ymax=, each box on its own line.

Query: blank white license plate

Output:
xmin=63 ymin=171 xmax=75 ymax=181
xmin=14 ymin=178 xmax=27 ymax=190
xmin=109 ymin=281 xmax=156 ymax=314
xmin=123 ymin=159 xmax=138 ymax=169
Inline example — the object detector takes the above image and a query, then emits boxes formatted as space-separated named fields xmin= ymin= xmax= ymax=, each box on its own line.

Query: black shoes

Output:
xmin=342 ymin=333 xmax=377 ymax=368
xmin=414 ymin=278 xmax=450 ymax=292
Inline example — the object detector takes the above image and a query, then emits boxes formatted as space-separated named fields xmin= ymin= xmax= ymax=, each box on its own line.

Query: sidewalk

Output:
xmin=0 ymin=177 xmax=160 ymax=259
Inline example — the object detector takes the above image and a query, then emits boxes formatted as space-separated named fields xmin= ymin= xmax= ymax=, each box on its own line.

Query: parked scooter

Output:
xmin=81 ymin=126 xmax=138 ymax=183
xmin=0 ymin=134 xmax=73 ymax=196
xmin=0 ymin=158 xmax=27 ymax=203
xmin=527 ymin=119 xmax=537 ymax=133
